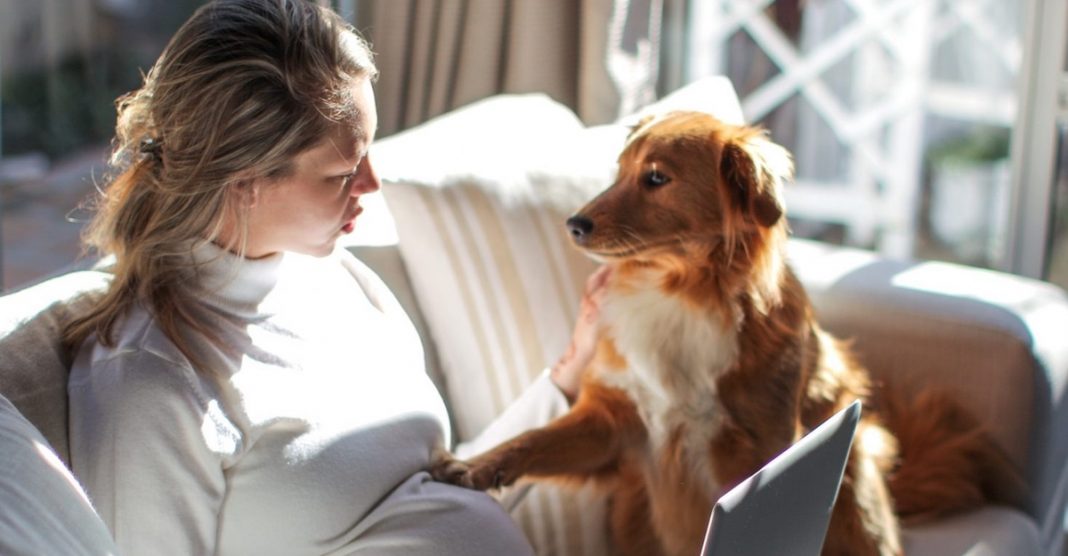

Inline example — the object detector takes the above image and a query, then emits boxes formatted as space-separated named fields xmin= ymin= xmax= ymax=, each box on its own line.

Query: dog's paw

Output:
xmin=429 ymin=454 xmax=475 ymax=487
xmin=429 ymin=452 xmax=516 ymax=491
xmin=462 ymin=457 xmax=515 ymax=491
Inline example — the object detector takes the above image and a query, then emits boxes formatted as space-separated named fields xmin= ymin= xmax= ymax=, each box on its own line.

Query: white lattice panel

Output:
xmin=688 ymin=0 xmax=1022 ymax=258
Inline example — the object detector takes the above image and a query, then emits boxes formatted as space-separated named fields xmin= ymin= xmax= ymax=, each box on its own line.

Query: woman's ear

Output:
xmin=231 ymin=174 xmax=260 ymax=209
xmin=719 ymin=133 xmax=792 ymax=228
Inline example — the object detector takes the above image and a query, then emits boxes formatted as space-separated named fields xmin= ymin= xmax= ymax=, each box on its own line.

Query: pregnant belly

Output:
xmin=216 ymin=413 xmax=446 ymax=555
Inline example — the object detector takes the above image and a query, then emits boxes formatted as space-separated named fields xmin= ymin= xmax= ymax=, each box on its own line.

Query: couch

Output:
xmin=1 ymin=77 xmax=1066 ymax=555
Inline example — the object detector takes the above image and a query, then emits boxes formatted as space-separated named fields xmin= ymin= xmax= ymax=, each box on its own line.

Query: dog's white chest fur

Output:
xmin=596 ymin=283 xmax=739 ymax=479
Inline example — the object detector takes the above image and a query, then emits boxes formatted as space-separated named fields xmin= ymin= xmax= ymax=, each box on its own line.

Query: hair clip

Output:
xmin=139 ymin=137 xmax=164 ymax=162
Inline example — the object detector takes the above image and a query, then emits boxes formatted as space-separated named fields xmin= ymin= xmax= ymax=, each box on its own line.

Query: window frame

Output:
xmin=1006 ymin=0 xmax=1068 ymax=279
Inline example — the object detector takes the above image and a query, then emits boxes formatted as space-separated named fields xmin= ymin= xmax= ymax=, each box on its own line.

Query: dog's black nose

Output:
xmin=566 ymin=215 xmax=594 ymax=245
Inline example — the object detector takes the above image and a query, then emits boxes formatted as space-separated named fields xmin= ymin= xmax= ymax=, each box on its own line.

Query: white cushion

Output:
xmin=903 ymin=506 xmax=1042 ymax=556
xmin=0 ymin=394 xmax=117 ymax=555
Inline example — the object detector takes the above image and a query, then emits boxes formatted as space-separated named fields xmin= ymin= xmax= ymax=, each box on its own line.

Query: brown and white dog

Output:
xmin=432 ymin=112 xmax=1027 ymax=556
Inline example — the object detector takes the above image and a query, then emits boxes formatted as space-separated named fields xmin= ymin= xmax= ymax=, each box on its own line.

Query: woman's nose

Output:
xmin=351 ymin=154 xmax=381 ymax=195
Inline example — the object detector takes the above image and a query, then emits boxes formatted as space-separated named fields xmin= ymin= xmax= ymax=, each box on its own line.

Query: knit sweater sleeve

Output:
xmin=68 ymin=348 xmax=234 ymax=556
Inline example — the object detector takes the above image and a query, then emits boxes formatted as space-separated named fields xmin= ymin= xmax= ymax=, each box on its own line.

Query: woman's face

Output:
xmin=240 ymin=77 xmax=380 ymax=259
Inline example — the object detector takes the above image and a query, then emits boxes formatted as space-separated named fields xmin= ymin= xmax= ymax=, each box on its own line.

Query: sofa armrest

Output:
xmin=788 ymin=238 xmax=1068 ymax=552
xmin=0 ymin=271 xmax=112 ymax=466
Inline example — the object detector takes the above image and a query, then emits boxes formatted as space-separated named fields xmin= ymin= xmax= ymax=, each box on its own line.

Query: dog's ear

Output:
xmin=719 ymin=133 xmax=793 ymax=227
xmin=626 ymin=114 xmax=657 ymax=142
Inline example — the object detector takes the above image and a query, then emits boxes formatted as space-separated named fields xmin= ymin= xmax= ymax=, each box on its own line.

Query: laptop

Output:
xmin=700 ymin=400 xmax=862 ymax=556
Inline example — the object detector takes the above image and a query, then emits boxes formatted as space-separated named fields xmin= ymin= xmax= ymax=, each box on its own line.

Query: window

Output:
xmin=683 ymin=0 xmax=1033 ymax=272
xmin=0 ymin=1 xmax=200 ymax=290
xmin=1006 ymin=0 xmax=1068 ymax=286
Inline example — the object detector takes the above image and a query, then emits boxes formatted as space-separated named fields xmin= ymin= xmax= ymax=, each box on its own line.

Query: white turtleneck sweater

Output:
xmin=67 ymin=244 xmax=568 ymax=555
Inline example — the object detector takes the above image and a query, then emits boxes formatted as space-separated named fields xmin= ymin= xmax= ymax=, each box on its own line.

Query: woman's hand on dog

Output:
xmin=551 ymin=265 xmax=612 ymax=403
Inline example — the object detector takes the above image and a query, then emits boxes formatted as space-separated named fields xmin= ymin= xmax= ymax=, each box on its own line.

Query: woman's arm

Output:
xmin=68 ymin=349 xmax=233 ymax=555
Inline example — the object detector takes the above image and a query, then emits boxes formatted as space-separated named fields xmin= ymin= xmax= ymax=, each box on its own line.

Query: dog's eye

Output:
xmin=643 ymin=169 xmax=671 ymax=188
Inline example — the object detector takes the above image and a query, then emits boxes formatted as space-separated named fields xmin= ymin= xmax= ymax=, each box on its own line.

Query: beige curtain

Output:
xmin=657 ymin=0 xmax=688 ymax=95
xmin=351 ymin=0 xmax=664 ymax=137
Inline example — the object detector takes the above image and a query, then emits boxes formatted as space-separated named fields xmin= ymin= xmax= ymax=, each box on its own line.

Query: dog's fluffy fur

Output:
xmin=431 ymin=112 xmax=1027 ymax=556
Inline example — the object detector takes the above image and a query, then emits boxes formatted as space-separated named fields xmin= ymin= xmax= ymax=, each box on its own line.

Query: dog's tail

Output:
xmin=879 ymin=388 xmax=1029 ymax=522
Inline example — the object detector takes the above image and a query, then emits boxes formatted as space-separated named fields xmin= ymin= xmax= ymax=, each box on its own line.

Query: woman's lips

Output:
xmin=341 ymin=205 xmax=363 ymax=233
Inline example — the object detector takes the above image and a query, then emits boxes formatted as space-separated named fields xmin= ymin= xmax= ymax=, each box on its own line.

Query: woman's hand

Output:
xmin=550 ymin=265 xmax=612 ymax=402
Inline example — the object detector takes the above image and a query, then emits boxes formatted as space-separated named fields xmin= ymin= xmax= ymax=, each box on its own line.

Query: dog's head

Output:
xmin=567 ymin=112 xmax=793 ymax=310
xmin=567 ymin=111 xmax=793 ymax=262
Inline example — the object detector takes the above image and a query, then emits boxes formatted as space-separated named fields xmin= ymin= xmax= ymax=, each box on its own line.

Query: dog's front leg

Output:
xmin=433 ymin=384 xmax=642 ymax=491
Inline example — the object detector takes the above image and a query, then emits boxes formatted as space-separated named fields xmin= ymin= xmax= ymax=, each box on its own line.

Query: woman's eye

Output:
xmin=644 ymin=169 xmax=670 ymax=188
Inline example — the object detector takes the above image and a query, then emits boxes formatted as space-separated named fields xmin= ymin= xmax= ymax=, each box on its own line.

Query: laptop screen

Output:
xmin=700 ymin=401 xmax=861 ymax=556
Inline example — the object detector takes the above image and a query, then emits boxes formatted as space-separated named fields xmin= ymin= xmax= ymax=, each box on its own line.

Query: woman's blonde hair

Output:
xmin=64 ymin=0 xmax=377 ymax=368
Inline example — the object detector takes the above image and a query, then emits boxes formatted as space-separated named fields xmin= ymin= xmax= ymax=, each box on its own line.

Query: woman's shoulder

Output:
xmin=114 ymin=307 xmax=192 ymax=367
xmin=67 ymin=317 xmax=245 ymax=463
xmin=70 ymin=306 xmax=196 ymax=388
xmin=67 ymin=307 xmax=239 ymax=436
